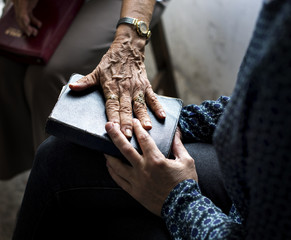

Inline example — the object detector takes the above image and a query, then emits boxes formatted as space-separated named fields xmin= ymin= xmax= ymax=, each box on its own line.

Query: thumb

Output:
xmin=69 ymin=68 xmax=100 ymax=91
xmin=171 ymin=133 xmax=191 ymax=161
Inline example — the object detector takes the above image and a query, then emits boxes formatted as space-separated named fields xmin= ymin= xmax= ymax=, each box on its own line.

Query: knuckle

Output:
xmin=148 ymin=96 xmax=162 ymax=111
xmin=145 ymin=157 xmax=166 ymax=172
xmin=152 ymin=157 xmax=166 ymax=167
xmin=145 ymin=85 xmax=153 ymax=94
xmin=186 ymin=156 xmax=195 ymax=165
xmin=120 ymin=105 xmax=132 ymax=115
xmin=151 ymin=99 xmax=160 ymax=111
xmin=134 ymin=104 xmax=147 ymax=117
xmin=138 ymin=132 xmax=150 ymax=144
xmin=106 ymin=106 xmax=120 ymax=123
xmin=106 ymin=100 xmax=119 ymax=110
xmin=78 ymin=76 xmax=92 ymax=85
xmin=86 ymin=74 xmax=97 ymax=84
xmin=119 ymin=81 xmax=131 ymax=91
xmin=103 ymin=81 xmax=118 ymax=93
xmin=83 ymin=76 xmax=91 ymax=85
xmin=148 ymin=94 xmax=157 ymax=103
xmin=108 ymin=128 xmax=120 ymax=139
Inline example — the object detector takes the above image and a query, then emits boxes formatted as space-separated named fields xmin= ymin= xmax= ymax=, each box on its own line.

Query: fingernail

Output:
xmin=133 ymin=118 xmax=139 ymax=124
xmin=69 ymin=82 xmax=78 ymax=87
xmin=105 ymin=122 xmax=114 ymax=131
xmin=160 ymin=111 xmax=166 ymax=118
xmin=114 ymin=122 xmax=120 ymax=128
xmin=144 ymin=121 xmax=152 ymax=128
xmin=125 ymin=128 xmax=132 ymax=137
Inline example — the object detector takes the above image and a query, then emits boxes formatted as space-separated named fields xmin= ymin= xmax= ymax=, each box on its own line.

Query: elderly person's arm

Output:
xmin=11 ymin=0 xmax=166 ymax=138
xmin=70 ymin=0 xmax=166 ymax=138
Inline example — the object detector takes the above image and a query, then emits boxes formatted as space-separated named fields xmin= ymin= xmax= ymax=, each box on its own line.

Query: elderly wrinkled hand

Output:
xmin=104 ymin=119 xmax=198 ymax=216
xmin=69 ymin=28 xmax=166 ymax=138
xmin=12 ymin=0 xmax=42 ymax=36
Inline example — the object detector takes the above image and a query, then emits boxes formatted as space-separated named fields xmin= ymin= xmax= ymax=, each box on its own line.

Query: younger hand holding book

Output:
xmin=105 ymin=119 xmax=198 ymax=216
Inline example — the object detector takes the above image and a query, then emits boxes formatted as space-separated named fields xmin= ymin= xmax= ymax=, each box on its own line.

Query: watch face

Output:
xmin=138 ymin=22 xmax=148 ymax=35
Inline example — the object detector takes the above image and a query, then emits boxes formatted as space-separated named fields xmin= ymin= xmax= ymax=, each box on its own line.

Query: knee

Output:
xmin=32 ymin=136 xmax=76 ymax=185
xmin=33 ymin=136 xmax=61 ymax=174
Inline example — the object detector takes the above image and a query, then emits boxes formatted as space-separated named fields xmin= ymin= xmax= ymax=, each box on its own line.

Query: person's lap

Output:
xmin=13 ymin=136 xmax=231 ymax=239
xmin=185 ymin=143 xmax=232 ymax=213
xmin=13 ymin=136 xmax=172 ymax=239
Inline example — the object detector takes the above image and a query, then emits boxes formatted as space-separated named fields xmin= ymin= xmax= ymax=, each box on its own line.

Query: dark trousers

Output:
xmin=13 ymin=136 xmax=231 ymax=240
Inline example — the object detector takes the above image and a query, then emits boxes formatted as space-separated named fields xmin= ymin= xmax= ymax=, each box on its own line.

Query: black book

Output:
xmin=46 ymin=74 xmax=183 ymax=158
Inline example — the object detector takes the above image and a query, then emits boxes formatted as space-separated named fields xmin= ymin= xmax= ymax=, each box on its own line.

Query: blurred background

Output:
xmin=0 ymin=0 xmax=261 ymax=239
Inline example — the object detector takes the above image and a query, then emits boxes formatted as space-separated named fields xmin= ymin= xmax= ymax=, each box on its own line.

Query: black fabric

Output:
xmin=185 ymin=143 xmax=232 ymax=214
xmin=13 ymin=136 xmax=231 ymax=239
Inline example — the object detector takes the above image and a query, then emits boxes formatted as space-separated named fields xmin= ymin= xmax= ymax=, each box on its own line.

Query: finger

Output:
xmin=29 ymin=26 xmax=38 ymax=37
xmin=106 ymin=156 xmax=132 ymax=193
xmin=17 ymin=14 xmax=34 ymax=36
xmin=175 ymin=127 xmax=183 ymax=140
xmin=171 ymin=133 xmax=192 ymax=161
xmin=132 ymin=119 xmax=163 ymax=159
xmin=119 ymin=91 xmax=133 ymax=138
xmin=133 ymin=92 xmax=152 ymax=130
xmin=30 ymin=14 xmax=42 ymax=28
xmin=105 ymin=94 xmax=120 ymax=125
xmin=101 ymin=77 xmax=121 ymax=125
xmin=145 ymin=87 xmax=166 ymax=119
xmin=69 ymin=68 xmax=100 ymax=91
xmin=105 ymin=122 xmax=142 ymax=167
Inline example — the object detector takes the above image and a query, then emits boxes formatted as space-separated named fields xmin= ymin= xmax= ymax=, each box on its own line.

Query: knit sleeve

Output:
xmin=161 ymin=179 xmax=245 ymax=239
xmin=178 ymin=96 xmax=230 ymax=143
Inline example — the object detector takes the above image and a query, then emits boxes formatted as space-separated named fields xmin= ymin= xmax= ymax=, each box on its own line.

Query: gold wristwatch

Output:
xmin=116 ymin=17 xmax=152 ymax=39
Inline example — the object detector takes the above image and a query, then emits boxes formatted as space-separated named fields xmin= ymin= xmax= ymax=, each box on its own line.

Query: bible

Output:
xmin=0 ymin=0 xmax=84 ymax=64
xmin=46 ymin=74 xmax=183 ymax=158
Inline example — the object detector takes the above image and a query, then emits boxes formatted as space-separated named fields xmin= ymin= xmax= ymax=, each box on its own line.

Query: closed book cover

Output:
xmin=0 ymin=0 xmax=84 ymax=64
xmin=46 ymin=74 xmax=183 ymax=158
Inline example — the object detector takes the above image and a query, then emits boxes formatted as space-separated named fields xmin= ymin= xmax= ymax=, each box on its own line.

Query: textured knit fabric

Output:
xmin=179 ymin=96 xmax=230 ymax=143
xmin=162 ymin=0 xmax=291 ymax=239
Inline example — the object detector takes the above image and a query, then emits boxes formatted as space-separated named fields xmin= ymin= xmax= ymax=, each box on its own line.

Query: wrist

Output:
xmin=115 ymin=24 xmax=147 ymax=51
